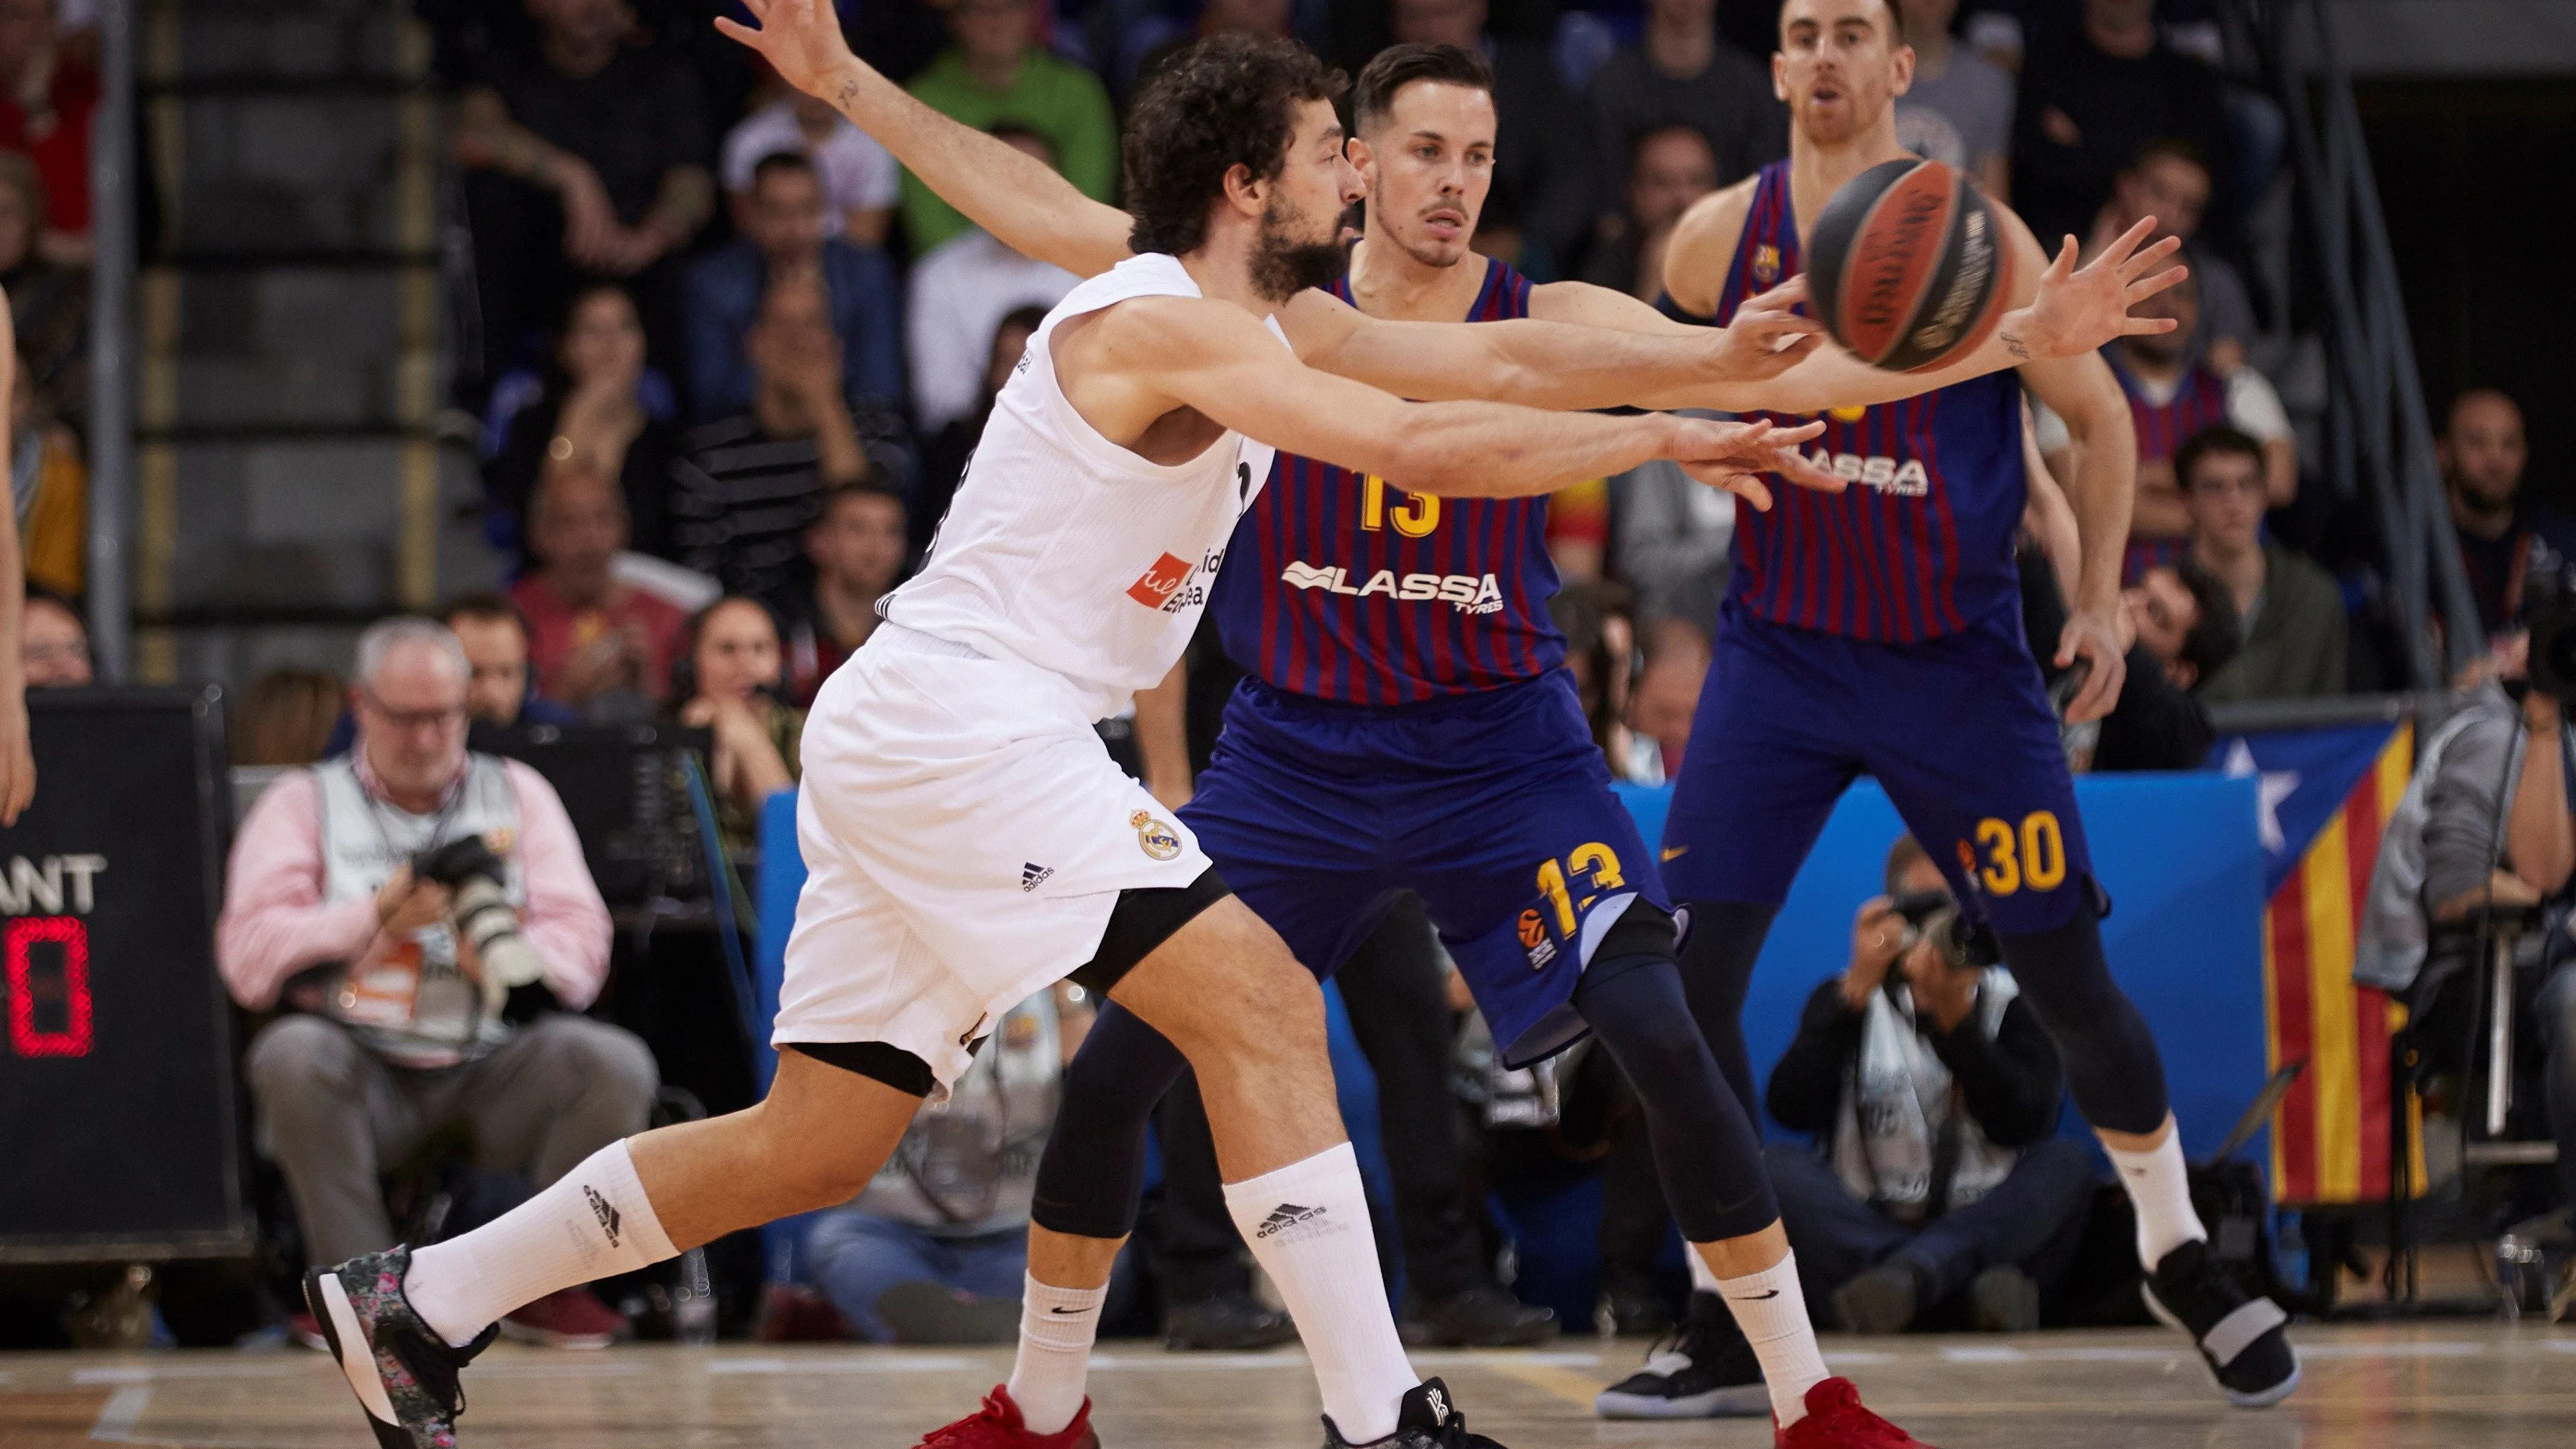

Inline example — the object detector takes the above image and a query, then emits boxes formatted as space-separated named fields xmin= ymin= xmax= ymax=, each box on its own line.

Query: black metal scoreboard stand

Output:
xmin=0 ymin=687 xmax=252 ymax=1264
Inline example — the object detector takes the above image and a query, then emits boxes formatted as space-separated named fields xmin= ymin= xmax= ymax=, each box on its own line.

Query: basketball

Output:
xmin=1806 ymin=157 xmax=2012 ymax=374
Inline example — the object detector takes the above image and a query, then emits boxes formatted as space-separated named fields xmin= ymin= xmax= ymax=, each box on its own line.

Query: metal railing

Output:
xmin=2235 ymin=0 xmax=2484 ymax=688
xmin=85 ymin=0 xmax=137 ymax=682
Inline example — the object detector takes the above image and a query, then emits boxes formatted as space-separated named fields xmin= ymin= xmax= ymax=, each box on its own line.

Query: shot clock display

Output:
xmin=0 ymin=687 xmax=251 ymax=1261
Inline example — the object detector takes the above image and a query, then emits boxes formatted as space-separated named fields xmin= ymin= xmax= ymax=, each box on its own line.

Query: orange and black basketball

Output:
xmin=1806 ymin=157 xmax=2011 ymax=374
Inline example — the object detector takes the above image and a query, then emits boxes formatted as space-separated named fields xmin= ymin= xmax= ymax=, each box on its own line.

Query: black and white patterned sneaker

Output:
xmin=2140 ymin=1239 xmax=2300 ymax=1408
xmin=1321 ymin=1377 xmax=1506 ymax=1448
xmin=305 ymin=1247 xmax=497 ymax=1449
xmin=1595 ymin=1291 xmax=1770 ymax=1419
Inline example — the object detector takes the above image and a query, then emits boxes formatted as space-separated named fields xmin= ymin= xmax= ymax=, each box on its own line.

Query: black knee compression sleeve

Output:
xmin=1028 ymin=1001 xmax=1191 ymax=1239
xmin=1574 ymin=938 xmax=1780 ymax=1244
xmin=1995 ymin=906 xmax=2170 ymax=1135
xmin=1674 ymin=899 xmax=1781 ymax=1115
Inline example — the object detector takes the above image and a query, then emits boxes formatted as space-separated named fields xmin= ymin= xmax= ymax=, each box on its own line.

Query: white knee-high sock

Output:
xmin=1007 ymin=1275 xmax=1105 ymax=1435
xmin=1707 ymin=1248 xmax=1830 ymax=1428
xmin=2103 ymin=1124 xmax=2207 ymax=1267
xmin=402 ymin=1140 xmax=678 ymax=1346
xmin=1222 ymin=1144 xmax=1418 ymax=1445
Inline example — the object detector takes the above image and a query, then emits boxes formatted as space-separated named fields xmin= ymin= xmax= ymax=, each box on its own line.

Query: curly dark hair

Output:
xmin=1123 ymin=34 xmax=1347 ymax=258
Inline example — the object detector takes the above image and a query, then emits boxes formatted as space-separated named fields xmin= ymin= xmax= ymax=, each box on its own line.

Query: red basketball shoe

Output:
xmin=1775 ymin=1379 xmax=1935 ymax=1448
xmin=916 ymin=1386 xmax=1099 ymax=1449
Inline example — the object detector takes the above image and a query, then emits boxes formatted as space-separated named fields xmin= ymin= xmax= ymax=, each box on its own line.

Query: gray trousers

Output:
xmin=247 ymin=1013 xmax=659 ymax=1268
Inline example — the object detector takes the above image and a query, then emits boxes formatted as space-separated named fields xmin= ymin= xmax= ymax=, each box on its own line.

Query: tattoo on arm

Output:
xmin=2000 ymin=332 xmax=2031 ymax=361
xmin=835 ymin=78 xmax=858 ymax=112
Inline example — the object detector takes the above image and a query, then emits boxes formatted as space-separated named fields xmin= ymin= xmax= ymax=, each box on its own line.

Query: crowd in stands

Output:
xmin=12 ymin=0 xmax=2571 ymax=1352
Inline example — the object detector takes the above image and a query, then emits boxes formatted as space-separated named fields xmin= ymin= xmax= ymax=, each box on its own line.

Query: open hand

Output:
xmin=2004 ymin=217 xmax=2187 ymax=361
xmin=2055 ymin=604 xmax=2128 ymax=722
xmin=715 ymin=0 xmax=863 ymax=102
xmin=1707 ymin=276 xmax=1826 ymax=382
xmin=1669 ymin=417 xmax=1840 ymax=511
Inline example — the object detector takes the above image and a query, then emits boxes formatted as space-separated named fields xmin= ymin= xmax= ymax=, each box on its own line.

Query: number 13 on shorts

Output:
xmin=1957 ymin=811 xmax=2066 ymax=897
xmin=1519 ymin=842 xmax=1623 ymax=970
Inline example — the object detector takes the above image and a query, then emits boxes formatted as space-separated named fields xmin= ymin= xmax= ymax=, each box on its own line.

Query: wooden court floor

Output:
xmin=4 ymin=1325 xmax=2573 ymax=1449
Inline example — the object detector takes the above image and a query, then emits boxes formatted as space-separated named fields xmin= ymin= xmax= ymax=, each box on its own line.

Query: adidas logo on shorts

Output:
xmin=1256 ymin=1202 xmax=1342 ymax=1242
xmin=1021 ymin=862 xmax=1054 ymax=892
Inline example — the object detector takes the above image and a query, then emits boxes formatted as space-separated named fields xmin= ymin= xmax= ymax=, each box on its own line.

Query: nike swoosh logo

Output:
xmin=1661 ymin=845 xmax=1689 ymax=862
xmin=1730 ymin=1289 xmax=1780 ymax=1301
xmin=1049 ymin=1306 xmax=1085 ymax=1315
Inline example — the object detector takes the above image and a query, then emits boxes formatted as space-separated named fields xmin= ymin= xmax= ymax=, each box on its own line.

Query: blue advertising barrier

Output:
xmin=747 ymin=771 xmax=2266 ymax=1300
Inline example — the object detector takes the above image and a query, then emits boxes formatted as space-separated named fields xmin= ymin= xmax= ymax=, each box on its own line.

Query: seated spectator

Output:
xmin=2034 ymin=271 xmax=2294 ymax=579
xmin=1584 ymin=0 xmax=1784 ymax=247
xmin=674 ymin=274 xmax=877 ymax=602
xmin=455 ymin=0 xmax=712 ymax=396
xmin=721 ymin=87 xmax=900 ymax=246
xmin=1580 ymin=123 xmax=1719 ymax=303
xmin=1396 ymin=0 xmax=1598 ymax=270
xmin=0 ymin=0 xmax=94 ymax=261
xmin=774 ymin=481 xmax=906 ymax=707
xmin=685 ymin=151 xmax=903 ymax=422
xmin=2086 ymin=139 xmax=2253 ymax=371
xmin=484 ymin=283 xmax=682 ymax=560
xmin=236 ymin=669 xmax=345 ymax=767
xmin=17 ymin=582 xmax=83 ymax=685
xmin=510 ymin=460 xmax=690 ymax=713
xmin=2011 ymin=0 xmax=2228 ymax=249
xmin=2181 ymin=427 xmax=2346 ymax=702
xmin=2444 ymin=388 xmax=2576 ymax=639
xmin=10 ymin=353 xmax=81 ymax=594
xmin=800 ymin=986 xmax=1086 ymax=1342
xmin=217 ymin=618 xmax=648 ymax=1350
xmin=1894 ymin=0 xmax=2015 ymax=200
xmin=1611 ymin=442 xmax=1734 ymax=634
xmin=1629 ymin=618 xmax=1709 ymax=777
xmin=445 ymin=592 xmax=583 ymax=729
xmin=1549 ymin=580 xmax=1654 ymax=782
xmin=2091 ymin=560 xmax=2233 ymax=771
xmin=2402 ymin=630 xmax=2576 ymax=1224
xmin=673 ymin=595 xmax=800 ymax=852
xmin=1764 ymin=835 xmax=2093 ymax=1333
xmin=918 ymin=305 xmax=1047 ymax=555
xmin=904 ymin=126 xmax=1078 ymax=437
xmin=1 ymin=149 xmax=83 ymax=430
xmin=901 ymin=0 xmax=1116 ymax=255
xmin=1128 ymin=0 xmax=1291 ymax=101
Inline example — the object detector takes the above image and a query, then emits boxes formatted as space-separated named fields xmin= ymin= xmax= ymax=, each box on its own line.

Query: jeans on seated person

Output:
xmin=1761 ymin=1137 xmax=2097 ymax=1323
xmin=2538 ymin=962 xmax=2576 ymax=1209
xmin=801 ymin=1209 xmax=1028 ymax=1343
xmin=246 ymin=1013 xmax=659 ymax=1267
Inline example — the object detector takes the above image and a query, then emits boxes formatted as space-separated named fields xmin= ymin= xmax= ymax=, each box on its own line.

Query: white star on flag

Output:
xmin=2221 ymin=737 xmax=2302 ymax=855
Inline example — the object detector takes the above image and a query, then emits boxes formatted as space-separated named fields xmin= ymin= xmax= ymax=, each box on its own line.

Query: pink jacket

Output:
xmin=216 ymin=759 xmax=614 ymax=1013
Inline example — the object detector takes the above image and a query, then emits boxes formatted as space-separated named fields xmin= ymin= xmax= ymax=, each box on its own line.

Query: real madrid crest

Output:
xmin=1131 ymin=810 xmax=1183 ymax=861
xmin=1752 ymin=244 xmax=1781 ymax=286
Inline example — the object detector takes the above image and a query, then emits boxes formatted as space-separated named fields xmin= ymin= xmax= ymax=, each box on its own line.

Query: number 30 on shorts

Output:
xmin=1958 ymin=811 xmax=2066 ymax=896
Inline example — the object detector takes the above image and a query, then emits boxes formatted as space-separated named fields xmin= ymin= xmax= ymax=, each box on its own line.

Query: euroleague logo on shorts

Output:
xmin=1517 ymin=909 xmax=1558 ymax=969
xmin=1129 ymin=810 xmax=1183 ymax=860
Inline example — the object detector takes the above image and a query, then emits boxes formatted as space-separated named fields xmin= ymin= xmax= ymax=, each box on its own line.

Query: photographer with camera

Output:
xmin=218 ymin=618 xmax=654 ymax=1350
xmin=1759 ymin=836 xmax=2095 ymax=1335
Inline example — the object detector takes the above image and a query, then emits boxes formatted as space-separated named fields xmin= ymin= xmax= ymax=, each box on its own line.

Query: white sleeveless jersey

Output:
xmin=882 ymin=253 xmax=1282 ymax=720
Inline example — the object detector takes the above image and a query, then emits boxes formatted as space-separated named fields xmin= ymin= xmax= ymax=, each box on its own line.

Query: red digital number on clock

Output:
xmin=6 ymin=915 xmax=92 ymax=1057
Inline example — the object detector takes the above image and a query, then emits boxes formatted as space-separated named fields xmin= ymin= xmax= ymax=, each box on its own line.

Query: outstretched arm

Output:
xmin=1105 ymin=297 xmax=1838 ymax=507
xmin=718 ymin=0 xmax=1133 ymax=278
xmin=0 ymin=297 xmax=29 ymax=824
xmin=2022 ymin=343 xmax=2137 ymax=724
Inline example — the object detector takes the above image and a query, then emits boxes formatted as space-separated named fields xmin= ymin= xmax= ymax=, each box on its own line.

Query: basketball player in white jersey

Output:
xmin=296 ymin=22 xmax=1895 ymax=1449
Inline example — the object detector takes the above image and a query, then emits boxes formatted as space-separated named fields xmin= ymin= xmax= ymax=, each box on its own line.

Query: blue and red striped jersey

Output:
xmin=1209 ymin=257 xmax=1567 ymax=705
xmin=1710 ymin=162 xmax=2027 ymax=642
xmin=2111 ymin=355 xmax=2232 ymax=581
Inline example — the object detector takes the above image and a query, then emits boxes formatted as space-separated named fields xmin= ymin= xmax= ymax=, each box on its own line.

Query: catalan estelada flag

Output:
xmin=2215 ymin=720 xmax=2428 ymax=1206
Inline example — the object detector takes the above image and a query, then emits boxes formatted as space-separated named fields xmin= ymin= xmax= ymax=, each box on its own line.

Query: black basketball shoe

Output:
xmin=2140 ymin=1239 xmax=2300 ymax=1408
xmin=305 ymin=1247 xmax=496 ymax=1449
xmin=1321 ymin=1378 xmax=1505 ymax=1448
xmin=1594 ymin=1290 xmax=1770 ymax=1419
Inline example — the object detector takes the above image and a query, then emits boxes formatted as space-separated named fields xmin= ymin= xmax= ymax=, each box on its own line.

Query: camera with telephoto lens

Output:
xmin=410 ymin=834 xmax=547 ymax=997
xmin=1886 ymin=887 xmax=1993 ymax=971
xmin=2522 ymin=554 xmax=2576 ymax=708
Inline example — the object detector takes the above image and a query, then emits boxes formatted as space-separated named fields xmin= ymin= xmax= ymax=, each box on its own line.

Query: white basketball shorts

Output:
xmin=773 ymin=625 xmax=1213 ymax=1088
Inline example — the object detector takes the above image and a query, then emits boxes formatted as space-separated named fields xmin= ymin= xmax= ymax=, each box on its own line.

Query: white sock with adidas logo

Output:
xmin=1222 ymin=1143 xmax=1418 ymax=1445
xmin=404 ymin=1139 xmax=677 ymax=1347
